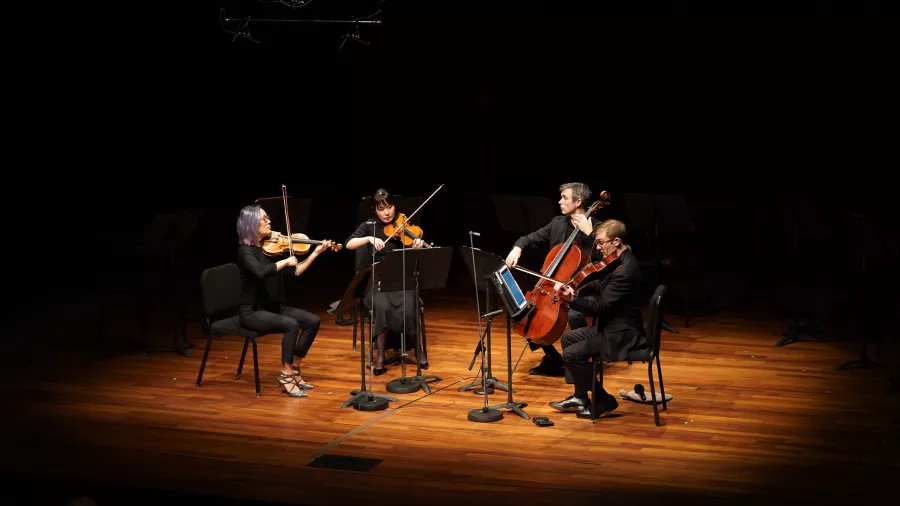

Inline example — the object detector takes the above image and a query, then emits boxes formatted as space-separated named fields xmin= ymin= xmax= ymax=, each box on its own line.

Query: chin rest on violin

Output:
xmin=261 ymin=231 xmax=342 ymax=256
xmin=384 ymin=213 xmax=433 ymax=248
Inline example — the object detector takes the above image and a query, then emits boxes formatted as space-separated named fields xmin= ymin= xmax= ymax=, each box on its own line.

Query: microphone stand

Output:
xmin=468 ymin=307 xmax=504 ymax=423
xmin=459 ymin=232 xmax=510 ymax=395
xmin=344 ymin=219 xmax=396 ymax=411
xmin=386 ymin=185 xmax=443 ymax=395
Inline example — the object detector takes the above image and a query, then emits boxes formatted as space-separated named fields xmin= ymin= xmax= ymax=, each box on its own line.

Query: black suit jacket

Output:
xmin=569 ymin=247 xmax=646 ymax=362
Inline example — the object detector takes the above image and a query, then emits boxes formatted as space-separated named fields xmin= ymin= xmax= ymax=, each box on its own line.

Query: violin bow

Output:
xmin=281 ymin=184 xmax=294 ymax=258
xmin=383 ymin=183 xmax=444 ymax=243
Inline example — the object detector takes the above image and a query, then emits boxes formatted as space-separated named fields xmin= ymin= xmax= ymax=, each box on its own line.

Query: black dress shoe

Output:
xmin=373 ymin=367 xmax=386 ymax=376
xmin=576 ymin=393 xmax=618 ymax=418
xmin=549 ymin=395 xmax=590 ymax=412
xmin=529 ymin=357 xmax=565 ymax=376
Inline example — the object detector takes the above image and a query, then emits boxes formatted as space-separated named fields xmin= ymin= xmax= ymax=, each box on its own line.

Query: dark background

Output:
xmin=6 ymin=2 xmax=900 ymax=505
xmin=16 ymin=2 xmax=899 ymax=325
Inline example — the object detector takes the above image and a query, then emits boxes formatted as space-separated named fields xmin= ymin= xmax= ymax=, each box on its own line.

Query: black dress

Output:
xmin=346 ymin=220 xmax=419 ymax=351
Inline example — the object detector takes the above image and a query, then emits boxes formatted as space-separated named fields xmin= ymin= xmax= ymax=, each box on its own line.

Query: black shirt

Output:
xmin=346 ymin=219 xmax=408 ymax=270
xmin=237 ymin=244 xmax=286 ymax=306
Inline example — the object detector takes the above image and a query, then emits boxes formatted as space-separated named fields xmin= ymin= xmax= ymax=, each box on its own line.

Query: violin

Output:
xmin=383 ymin=213 xmax=433 ymax=248
xmin=263 ymin=184 xmax=342 ymax=258
xmin=261 ymin=231 xmax=342 ymax=257
xmin=511 ymin=190 xmax=611 ymax=345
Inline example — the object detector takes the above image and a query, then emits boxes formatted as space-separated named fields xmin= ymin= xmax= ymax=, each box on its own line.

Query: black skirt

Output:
xmin=362 ymin=287 xmax=419 ymax=350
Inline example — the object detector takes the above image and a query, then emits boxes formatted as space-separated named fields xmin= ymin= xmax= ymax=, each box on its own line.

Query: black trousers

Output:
xmin=238 ymin=304 xmax=320 ymax=365
xmin=560 ymin=325 xmax=608 ymax=399
xmin=528 ymin=308 xmax=589 ymax=355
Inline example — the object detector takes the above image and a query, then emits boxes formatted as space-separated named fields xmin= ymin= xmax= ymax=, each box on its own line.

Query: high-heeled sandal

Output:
xmin=278 ymin=373 xmax=307 ymax=397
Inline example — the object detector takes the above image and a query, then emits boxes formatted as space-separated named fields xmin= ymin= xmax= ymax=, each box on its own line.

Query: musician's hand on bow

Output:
xmin=506 ymin=247 xmax=522 ymax=268
xmin=285 ymin=255 xmax=299 ymax=267
xmin=571 ymin=214 xmax=592 ymax=235
xmin=370 ymin=236 xmax=385 ymax=251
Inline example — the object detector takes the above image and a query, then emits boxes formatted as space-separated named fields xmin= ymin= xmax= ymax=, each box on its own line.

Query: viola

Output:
xmin=261 ymin=231 xmax=342 ymax=257
xmin=383 ymin=213 xmax=434 ymax=248
xmin=511 ymin=190 xmax=611 ymax=345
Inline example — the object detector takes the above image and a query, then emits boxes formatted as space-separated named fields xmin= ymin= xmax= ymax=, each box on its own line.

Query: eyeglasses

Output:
xmin=594 ymin=239 xmax=614 ymax=246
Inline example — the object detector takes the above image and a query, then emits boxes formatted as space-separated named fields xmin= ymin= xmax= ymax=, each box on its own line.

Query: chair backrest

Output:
xmin=645 ymin=284 xmax=668 ymax=357
xmin=200 ymin=263 xmax=242 ymax=317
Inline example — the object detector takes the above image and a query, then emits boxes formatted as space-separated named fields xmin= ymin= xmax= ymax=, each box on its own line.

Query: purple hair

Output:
xmin=237 ymin=204 xmax=261 ymax=246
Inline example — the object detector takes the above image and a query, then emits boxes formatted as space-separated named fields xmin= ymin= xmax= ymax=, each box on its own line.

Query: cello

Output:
xmin=511 ymin=190 xmax=611 ymax=345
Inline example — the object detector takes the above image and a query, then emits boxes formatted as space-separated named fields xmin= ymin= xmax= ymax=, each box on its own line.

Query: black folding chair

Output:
xmin=591 ymin=284 xmax=668 ymax=426
xmin=196 ymin=263 xmax=268 ymax=398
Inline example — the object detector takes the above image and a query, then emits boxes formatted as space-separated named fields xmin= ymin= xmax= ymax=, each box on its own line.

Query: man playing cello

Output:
xmin=505 ymin=182 xmax=599 ymax=378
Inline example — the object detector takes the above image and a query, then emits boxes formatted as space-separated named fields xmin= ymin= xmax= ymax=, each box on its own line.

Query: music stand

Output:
xmin=483 ymin=263 xmax=531 ymax=421
xmin=377 ymin=247 xmax=451 ymax=394
xmin=458 ymin=246 xmax=512 ymax=395
xmin=834 ymin=213 xmax=893 ymax=377
xmin=330 ymin=263 xmax=397 ymax=411
xmin=136 ymin=210 xmax=201 ymax=358
xmin=622 ymin=193 xmax=686 ymax=333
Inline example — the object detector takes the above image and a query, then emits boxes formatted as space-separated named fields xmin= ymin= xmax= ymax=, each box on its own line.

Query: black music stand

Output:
xmin=332 ymin=262 xmax=398 ymax=411
xmin=479 ymin=263 xmax=531 ymax=421
xmin=458 ymin=246 xmax=512 ymax=395
xmin=834 ymin=213 xmax=893 ymax=379
xmin=622 ymin=193 xmax=687 ymax=332
xmin=135 ymin=210 xmax=201 ymax=358
xmin=377 ymin=247 xmax=451 ymax=395
xmin=773 ymin=193 xmax=830 ymax=347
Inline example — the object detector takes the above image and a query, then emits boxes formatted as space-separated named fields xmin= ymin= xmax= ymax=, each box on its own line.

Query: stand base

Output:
xmin=343 ymin=390 xmax=397 ymax=410
xmin=475 ymin=387 xmax=495 ymax=395
xmin=835 ymin=353 xmax=893 ymax=373
xmin=459 ymin=377 xmax=511 ymax=394
xmin=386 ymin=377 xmax=423 ymax=394
xmin=775 ymin=332 xmax=823 ymax=348
xmin=488 ymin=401 xmax=530 ymax=420
xmin=468 ymin=407 xmax=504 ymax=423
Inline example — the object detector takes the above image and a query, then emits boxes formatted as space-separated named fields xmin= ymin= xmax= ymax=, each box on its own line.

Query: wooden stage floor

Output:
xmin=3 ymin=294 xmax=899 ymax=505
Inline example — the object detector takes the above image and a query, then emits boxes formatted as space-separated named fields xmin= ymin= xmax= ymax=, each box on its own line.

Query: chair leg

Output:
xmin=590 ymin=359 xmax=598 ymax=423
xmin=647 ymin=360 xmax=660 ymax=427
xmin=656 ymin=355 xmax=667 ymax=411
xmin=196 ymin=327 xmax=214 ymax=386
xmin=236 ymin=337 xmax=250 ymax=379
xmin=251 ymin=338 xmax=261 ymax=398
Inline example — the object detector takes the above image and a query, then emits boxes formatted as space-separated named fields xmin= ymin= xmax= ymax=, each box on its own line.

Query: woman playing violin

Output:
xmin=345 ymin=188 xmax=426 ymax=375
xmin=236 ymin=204 xmax=332 ymax=398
